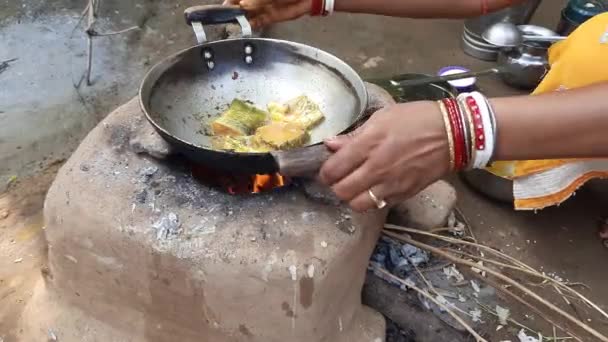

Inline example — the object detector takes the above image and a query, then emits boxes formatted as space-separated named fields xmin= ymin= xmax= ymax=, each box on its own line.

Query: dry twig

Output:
xmin=88 ymin=26 xmax=139 ymax=37
xmin=455 ymin=206 xmax=479 ymax=243
xmin=375 ymin=267 xmax=489 ymax=342
xmin=383 ymin=229 xmax=608 ymax=341
xmin=390 ymin=233 xmax=579 ymax=338
xmin=0 ymin=58 xmax=17 ymax=76
xmin=554 ymin=285 xmax=584 ymax=321
xmin=475 ymin=301 xmax=574 ymax=341
xmin=85 ymin=0 xmax=96 ymax=86
xmin=476 ymin=276 xmax=582 ymax=342
xmin=386 ymin=224 xmax=536 ymax=271
xmin=385 ymin=224 xmax=608 ymax=322
xmin=82 ymin=0 xmax=139 ymax=86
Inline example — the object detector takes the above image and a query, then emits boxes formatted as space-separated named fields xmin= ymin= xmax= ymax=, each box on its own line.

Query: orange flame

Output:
xmin=252 ymin=174 xmax=285 ymax=193
xmin=191 ymin=164 xmax=286 ymax=194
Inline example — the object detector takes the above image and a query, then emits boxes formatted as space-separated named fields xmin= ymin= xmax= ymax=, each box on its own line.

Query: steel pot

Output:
xmin=497 ymin=25 xmax=556 ymax=90
xmin=461 ymin=169 xmax=514 ymax=203
xmin=462 ymin=0 xmax=542 ymax=61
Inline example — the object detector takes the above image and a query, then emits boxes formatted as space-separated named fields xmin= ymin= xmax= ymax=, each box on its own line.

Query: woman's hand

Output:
xmin=319 ymin=101 xmax=451 ymax=212
xmin=223 ymin=0 xmax=311 ymax=28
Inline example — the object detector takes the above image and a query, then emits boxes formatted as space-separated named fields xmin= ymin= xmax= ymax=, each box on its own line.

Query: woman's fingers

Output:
xmin=319 ymin=134 xmax=373 ymax=186
xmin=348 ymin=183 xmax=394 ymax=212
xmin=238 ymin=0 xmax=274 ymax=9
xmin=331 ymin=160 xmax=379 ymax=202
xmin=325 ymin=125 xmax=364 ymax=151
xmin=249 ymin=1 xmax=310 ymax=27
xmin=318 ymin=101 xmax=451 ymax=213
xmin=348 ymin=178 xmax=423 ymax=212
xmin=240 ymin=0 xmax=300 ymax=9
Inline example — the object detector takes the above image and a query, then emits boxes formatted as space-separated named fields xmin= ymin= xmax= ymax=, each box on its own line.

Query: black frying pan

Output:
xmin=139 ymin=5 xmax=368 ymax=176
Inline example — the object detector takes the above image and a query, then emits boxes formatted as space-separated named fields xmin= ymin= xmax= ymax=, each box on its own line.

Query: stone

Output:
xmin=387 ymin=181 xmax=457 ymax=230
xmin=128 ymin=115 xmax=173 ymax=160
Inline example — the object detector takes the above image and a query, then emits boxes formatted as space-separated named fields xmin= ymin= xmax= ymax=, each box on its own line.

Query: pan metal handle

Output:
xmin=271 ymin=145 xmax=333 ymax=178
xmin=184 ymin=5 xmax=252 ymax=44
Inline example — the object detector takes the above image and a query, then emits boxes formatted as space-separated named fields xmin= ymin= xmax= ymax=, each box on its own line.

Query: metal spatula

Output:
xmin=390 ymin=67 xmax=504 ymax=87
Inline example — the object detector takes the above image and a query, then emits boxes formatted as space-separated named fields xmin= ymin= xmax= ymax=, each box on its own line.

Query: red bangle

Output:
xmin=465 ymin=96 xmax=486 ymax=151
xmin=443 ymin=99 xmax=466 ymax=170
xmin=451 ymin=99 xmax=468 ymax=169
xmin=310 ymin=0 xmax=325 ymax=16
xmin=481 ymin=0 xmax=489 ymax=15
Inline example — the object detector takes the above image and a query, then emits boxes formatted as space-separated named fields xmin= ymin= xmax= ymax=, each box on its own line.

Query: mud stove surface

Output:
xmin=18 ymin=84 xmax=396 ymax=341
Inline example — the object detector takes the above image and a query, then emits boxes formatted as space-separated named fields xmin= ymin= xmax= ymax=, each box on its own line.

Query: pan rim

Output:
xmin=138 ymin=37 xmax=368 ymax=158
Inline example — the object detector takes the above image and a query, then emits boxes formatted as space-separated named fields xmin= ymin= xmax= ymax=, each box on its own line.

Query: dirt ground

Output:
xmin=453 ymin=175 xmax=608 ymax=339
xmin=0 ymin=164 xmax=60 ymax=340
xmin=2 ymin=0 xmax=608 ymax=341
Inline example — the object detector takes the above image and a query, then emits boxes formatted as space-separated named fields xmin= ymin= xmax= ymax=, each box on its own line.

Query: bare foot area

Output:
xmin=0 ymin=162 xmax=62 ymax=341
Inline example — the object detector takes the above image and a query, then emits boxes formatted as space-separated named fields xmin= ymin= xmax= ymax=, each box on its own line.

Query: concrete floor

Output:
xmin=3 ymin=0 xmax=608 ymax=341
xmin=0 ymin=0 xmax=224 ymax=182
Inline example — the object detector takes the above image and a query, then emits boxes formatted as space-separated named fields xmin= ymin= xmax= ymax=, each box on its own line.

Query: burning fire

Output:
xmin=191 ymin=164 xmax=287 ymax=194
xmin=251 ymin=174 xmax=285 ymax=193
xmin=226 ymin=173 xmax=287 ymax=194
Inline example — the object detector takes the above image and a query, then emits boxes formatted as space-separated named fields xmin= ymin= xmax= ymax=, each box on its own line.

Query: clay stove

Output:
xmin=17 ymin=85 xmax=396 ymax=341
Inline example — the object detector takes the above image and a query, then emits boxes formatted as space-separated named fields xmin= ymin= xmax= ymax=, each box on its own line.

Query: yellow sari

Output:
xmin=487 ymin=12 xmax=608 ymax=210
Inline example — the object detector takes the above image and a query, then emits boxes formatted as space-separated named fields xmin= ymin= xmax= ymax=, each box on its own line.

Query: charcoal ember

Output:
xmin=370 ymin=236 xmax=429 ymax=279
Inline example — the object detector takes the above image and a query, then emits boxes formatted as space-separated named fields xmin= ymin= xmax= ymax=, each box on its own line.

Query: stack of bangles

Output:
xmin=310 ymin=0 xmax=335 ymax=16
xmin=437 ymin=92 xmax=498 ymax=171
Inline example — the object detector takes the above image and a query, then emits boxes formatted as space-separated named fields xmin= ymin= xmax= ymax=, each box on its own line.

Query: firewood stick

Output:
xmin=385 ymin=224 xmax=608 ymax=322
xmin=85 ymin=0 xmax=96 ymax=86
xmin=90 ymin=26 xmax=140 ymax=37
xmin=82 ymin=0 xmax=139 ymax=86
xmin=375 ymin=267 xmax=489 ymax=342
xmin=476 ymin=275 xmax=582 ymax=342
xmin=475 ymin=299 xmax=578 ymax=342
xmin=386 ymin=224 xmax=536 ymax=271
xmin=383 ymin=229 xmax=608 ymax=341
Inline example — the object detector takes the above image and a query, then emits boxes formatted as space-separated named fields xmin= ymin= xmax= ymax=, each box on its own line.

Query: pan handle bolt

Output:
xmin=244 ymin=43 xmax=254 ymax=64
xmin=202 ymin=48 xmax=215 ymax=70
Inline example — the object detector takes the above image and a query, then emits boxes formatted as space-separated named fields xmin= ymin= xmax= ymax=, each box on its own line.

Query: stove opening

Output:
xmin=191 ymin=164 xmax=290 ymax=194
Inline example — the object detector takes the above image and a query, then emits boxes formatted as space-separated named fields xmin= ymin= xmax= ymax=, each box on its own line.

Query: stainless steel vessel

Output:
xmin=497 ymin=25 xmax=556 ymax=89
xmin=462 ymin=0 xmax=542 ymax=61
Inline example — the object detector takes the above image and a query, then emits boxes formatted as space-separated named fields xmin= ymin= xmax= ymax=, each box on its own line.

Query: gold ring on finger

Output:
xmin=368 ymin=189 xmax=387 ymax=209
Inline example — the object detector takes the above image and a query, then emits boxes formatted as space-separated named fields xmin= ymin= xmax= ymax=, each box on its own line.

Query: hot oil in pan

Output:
xmin=187 ymin=40 xmax=366 ymax=150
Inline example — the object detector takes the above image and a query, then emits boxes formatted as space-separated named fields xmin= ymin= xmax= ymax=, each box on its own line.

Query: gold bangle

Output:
xmin=437 ymin=101 xmax=455 ymax=171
